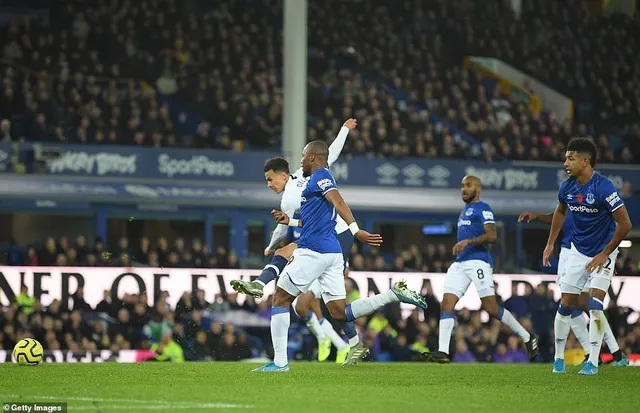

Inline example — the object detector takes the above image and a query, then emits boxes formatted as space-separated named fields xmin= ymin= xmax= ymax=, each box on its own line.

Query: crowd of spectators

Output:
xmin=1 ymin=0 xmax=640 ymax=162
xmin=2 ymin=276 xmax=639 ymax=364
xmin=5 ymin=233 xmax=640 ymax=276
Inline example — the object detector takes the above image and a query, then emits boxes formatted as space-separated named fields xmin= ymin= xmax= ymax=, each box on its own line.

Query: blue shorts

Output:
xmin=287 ymin=229 xmax=353 ymax=267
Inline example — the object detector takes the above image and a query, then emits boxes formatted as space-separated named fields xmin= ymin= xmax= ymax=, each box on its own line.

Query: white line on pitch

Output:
xmin=0 ymin=394 xmax=251 ymax=409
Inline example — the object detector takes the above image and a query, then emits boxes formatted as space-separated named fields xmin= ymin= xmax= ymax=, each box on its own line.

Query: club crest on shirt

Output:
xmin=586 ymin=193 xmax=595 ymax=205
xmin=465 ymin=208 xmax=474 ymax=216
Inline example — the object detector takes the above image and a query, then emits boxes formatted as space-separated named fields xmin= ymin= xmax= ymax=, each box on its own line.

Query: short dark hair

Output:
xmin=567 ymin=137 xmax=598 ymax=168
xmin=264 ymin=157 xmax=290 ymax=173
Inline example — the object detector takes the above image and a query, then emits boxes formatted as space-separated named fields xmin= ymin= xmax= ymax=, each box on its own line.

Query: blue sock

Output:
xmin=257 ymin=255 xmax=288 ymax=285
xmin=571 ymin=308 xmax=584 ymax=318
xmin=588 ymin=297 xmax=604 ymax=311
xmin=345 ymin=304 xmax=355 ymax=322
xmin=557 ymin=303 xmax=572 ymax=316
xmin=496 ymin=306 xmax=505 ymax=321
xmin=343 ymin=321 xmax=357 ymax=339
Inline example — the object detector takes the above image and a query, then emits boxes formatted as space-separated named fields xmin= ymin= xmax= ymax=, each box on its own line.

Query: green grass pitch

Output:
xmin=1 ymin=362 xmax=639 ymax=412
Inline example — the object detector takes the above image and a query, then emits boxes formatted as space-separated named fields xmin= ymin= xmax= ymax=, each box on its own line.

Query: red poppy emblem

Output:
xmin=577 ymin=194 xmax=583 ymax=203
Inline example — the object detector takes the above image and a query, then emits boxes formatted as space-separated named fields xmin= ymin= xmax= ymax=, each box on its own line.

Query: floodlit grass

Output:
xmin=1 ymin=362 xmax=640 ymax=412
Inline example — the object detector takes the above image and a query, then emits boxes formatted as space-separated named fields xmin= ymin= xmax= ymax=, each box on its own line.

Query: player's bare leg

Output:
xmin=294 ymin=292 xmax=332 ymax=362
xmin=306 ymin=297 xmax=350 ymax=363
xmin=232 ymin=243 xmax=297 ymax=298
xmin=480 ymin=295 xmax=538 ymax=361
xmin=341 ymin=266 xmax=369 ymax=366
xmin=425 ymin=293 xmax=459 ymax=363
xmin=574 ymin=292 xmax=627 ymax=367
xmin=325 ymin=281 xmax=426 ymax=366
xmin=253 ymin=286 xmax=297 ymax=372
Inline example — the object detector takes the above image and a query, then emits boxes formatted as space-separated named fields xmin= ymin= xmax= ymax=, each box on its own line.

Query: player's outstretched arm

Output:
xmin=518 ymin=211 xmax=553 ymax=225
xmin=543 ymin=203 xmax=568 ymax=266
xmin=327 ymin=118 xmax=357 ymax=167
xmin=324 ymin=189 xmax=383 ymax=247
xmin=586 ymin=205 xmax=632 ymax=273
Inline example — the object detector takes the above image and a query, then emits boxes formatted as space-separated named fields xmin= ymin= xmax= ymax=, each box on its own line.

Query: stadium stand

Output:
xmin=2 ymin=0 xmax=639 ymax=161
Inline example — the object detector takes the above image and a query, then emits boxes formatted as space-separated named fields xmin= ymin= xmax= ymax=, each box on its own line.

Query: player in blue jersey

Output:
xmin=426 ymin=176 xmax=539 ymax=364
xmin=519 ymin=210 xmax=628 ymax=367
xmin=543 ymin=137 xmax=632 ymax=375
xmin=253 ymin=140 xmax=428 ymax=372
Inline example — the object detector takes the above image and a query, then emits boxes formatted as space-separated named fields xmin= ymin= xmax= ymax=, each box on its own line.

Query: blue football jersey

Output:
xmin=297 ymin=168 xmax=341 ymax=254
xmin=558 ymin=173 xmax=624 ymax=257
xmin=456 ymin=201 xmax=495 ymax=265
xmin=560 ymin=211 xmax=573 ymax=250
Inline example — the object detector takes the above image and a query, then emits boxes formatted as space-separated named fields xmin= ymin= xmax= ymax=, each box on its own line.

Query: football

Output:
xmin=13 ymin=338 xmax=44 ymax=366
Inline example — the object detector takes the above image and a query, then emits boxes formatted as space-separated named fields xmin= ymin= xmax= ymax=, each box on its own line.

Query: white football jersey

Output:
xmin=265 ymin=126 xmax=351 ymax=250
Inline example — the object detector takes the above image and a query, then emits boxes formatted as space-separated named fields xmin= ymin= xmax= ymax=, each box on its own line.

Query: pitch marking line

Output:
xmin=0 ymin=394 xmax=252 ymax=409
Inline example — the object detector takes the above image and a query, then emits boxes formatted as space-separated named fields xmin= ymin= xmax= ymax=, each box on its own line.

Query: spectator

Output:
xmin=150 ymin=332 xmax=184 ymax=363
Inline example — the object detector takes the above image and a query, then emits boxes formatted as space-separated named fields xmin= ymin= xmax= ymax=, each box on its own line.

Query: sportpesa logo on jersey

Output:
xmin=568 ymin=205 xmax=599 ymax=214
xmin=458 ymin=219 xmax=472 ymax=227
xmin=317 ymin=178 xmax=333 ymax=191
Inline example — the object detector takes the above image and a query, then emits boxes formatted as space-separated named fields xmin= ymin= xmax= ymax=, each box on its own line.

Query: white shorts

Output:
xmin=444 ymin=260 xmax=494 ymax=298
xmin=557 ymin=247 xmax=570 ymax=286
xmin=309 ymin=280 xmax=322 ymax=299
xmin=277 ymin=248 xmax=345 ymax=303
xmin=561 ymin=244 xmax=618 ymax=294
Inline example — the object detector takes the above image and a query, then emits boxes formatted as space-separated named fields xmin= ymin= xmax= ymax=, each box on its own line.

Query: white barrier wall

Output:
xmin=1 ymin=267 xmax=638 ymax=311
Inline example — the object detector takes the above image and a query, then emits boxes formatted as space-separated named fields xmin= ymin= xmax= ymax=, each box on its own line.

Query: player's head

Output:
xmin=264 ymin=157 xmax=290 ymax=193
xmin=461 ymin=175 xmax=482 ymax=204
xmin=565 ymin=137 xmax=597 ymax=178
xmin=301 ymin=140 xmax=329 ymax=177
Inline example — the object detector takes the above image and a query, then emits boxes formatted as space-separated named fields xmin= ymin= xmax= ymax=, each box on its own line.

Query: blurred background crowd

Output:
xmin=2 ymin=280 xmax=638 ymax=363
xmin=4 ymin=233 xmax=640 ymax=275
xmin=2 ymin=0 xmax=640 ymax=164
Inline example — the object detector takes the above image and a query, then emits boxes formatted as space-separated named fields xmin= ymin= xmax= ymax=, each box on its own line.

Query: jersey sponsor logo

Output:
xmin=457 ymin=219 xmax=472 ymax=227
xmin=606 ymin=192 xmax=621 ymax=207
xmin=568 ymin=204 xmax=599 ymax=214
xmin=586 ymin=193 xmax=595 ymax=205
xmin=317 ymin=178 xmax=333 ymax=191
xmin=465 ymin=208 xmax=474 ymax=216
xmin=566 ymin=194 xmax=573 ymax=200
xmin=482 ymin=211 xmax=495 ymax=221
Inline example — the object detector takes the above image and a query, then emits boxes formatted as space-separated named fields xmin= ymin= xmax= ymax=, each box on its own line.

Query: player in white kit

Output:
xmin=253 ymin=140 xmax=427 ymax=372
xmin=231 ymin=119 xmax=361 ymax=364
xmin=543 ymin=138 xmax=632 ymax=375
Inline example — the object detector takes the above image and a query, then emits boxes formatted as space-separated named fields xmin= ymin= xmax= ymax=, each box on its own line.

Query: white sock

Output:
xmin=348 ymin=290 xmax=399 ymax=319
xmin=271 ymin=311 xmax=290 ymax=367
xmin=570 ymin=313 xmax=591 ymax=354
xmin=602 ymin=316 xmax=620 ymax=354
xmin=588 ymin=310 xmax=606 ymax=366
xmin=500 ymin=308 xmax=531 ymax=342
xmin=306 ymin=313 xmax=327 ymax=342
xmin=320 ymin=319 xmax=348 ymax=350
xmin=348 ymin=335 xmax=360 ymax=347
xmin=554 ymin=312 xmax=571 ymax=360
xmin=438 ymin=317 xmax=455 ymax=354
